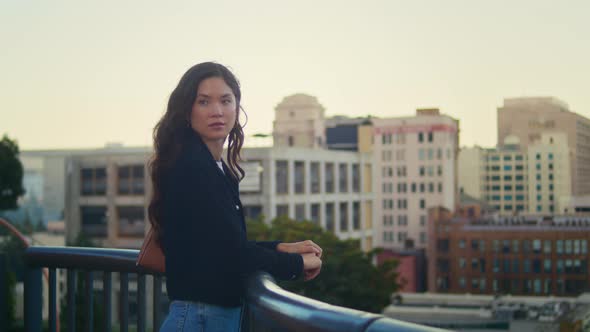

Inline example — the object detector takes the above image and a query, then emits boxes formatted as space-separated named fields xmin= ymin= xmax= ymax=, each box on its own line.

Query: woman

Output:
xmin=149 ymin=62 xmax=323 ymax=331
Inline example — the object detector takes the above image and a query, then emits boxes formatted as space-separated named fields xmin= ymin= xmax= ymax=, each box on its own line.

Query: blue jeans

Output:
xmin=160 ymin=300 xmax=243 ymax=332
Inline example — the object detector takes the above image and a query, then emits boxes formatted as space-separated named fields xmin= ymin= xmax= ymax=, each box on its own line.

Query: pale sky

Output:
xmin=1 ymin=0 xmax=588 ymax=150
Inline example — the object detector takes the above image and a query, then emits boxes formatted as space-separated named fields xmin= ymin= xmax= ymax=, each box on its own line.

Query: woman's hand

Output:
xmin=277 ymin=240 xmax=322 ymax=258
xmin=301 ymin=253 xmax=322 ymax=281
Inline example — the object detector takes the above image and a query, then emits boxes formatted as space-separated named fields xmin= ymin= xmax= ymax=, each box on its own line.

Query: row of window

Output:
xmin=274 ymin=201 xmax=362 ymax=233
xmin=382 ymin=182 xmax=444 ymax=194
xmin=487 ymin=154 xmax=525 ymax=162
xmin=454 ymin=257 xmax=587 ymax=275
xmin=275 ymin=161 xmax=361 ymax=194
xmin=444 ymin=277 xmax=582 ymax=295
xmin=382 ymin=214 xmax=427 ymax=227
xmin=454 ymin=238 xmax=589 ymax=255
xmin=81 ymin=165 xmax=145 ymax=196
xmin=382 ymin=231 xmax=426 ymax=244
xmin=383 ymin=199 xmax=426 ymax=210
xmin=80 ymin=205 xmax=145 ymax=237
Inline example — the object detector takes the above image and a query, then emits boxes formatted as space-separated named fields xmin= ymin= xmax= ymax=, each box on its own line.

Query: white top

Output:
xmin=216 ymin=161 xmax=224 ymax=173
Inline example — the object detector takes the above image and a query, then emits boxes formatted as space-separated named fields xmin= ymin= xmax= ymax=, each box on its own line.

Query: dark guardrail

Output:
xmin=23 ymin=246 xmax=445 ymax=332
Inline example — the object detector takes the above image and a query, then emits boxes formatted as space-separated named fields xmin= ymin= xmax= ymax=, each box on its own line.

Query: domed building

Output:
xmin=272 ymin=93 xmax=326 ymax=148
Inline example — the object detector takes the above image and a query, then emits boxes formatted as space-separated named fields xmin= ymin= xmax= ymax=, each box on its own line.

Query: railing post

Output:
xmin=24 ymin=266 xmax=43 ymax=332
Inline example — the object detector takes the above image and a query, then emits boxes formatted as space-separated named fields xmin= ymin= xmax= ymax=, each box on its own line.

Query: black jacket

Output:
xmin=161 ymin=132 xmax=303 ymax=307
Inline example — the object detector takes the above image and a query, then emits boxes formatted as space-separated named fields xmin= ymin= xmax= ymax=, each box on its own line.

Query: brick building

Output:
xmin=427 ymin=206 xmax=590 ymax=296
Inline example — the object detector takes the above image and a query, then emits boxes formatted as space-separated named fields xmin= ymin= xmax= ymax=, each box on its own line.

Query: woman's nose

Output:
xmin=211 ymin=103 xmax=223 ymax=116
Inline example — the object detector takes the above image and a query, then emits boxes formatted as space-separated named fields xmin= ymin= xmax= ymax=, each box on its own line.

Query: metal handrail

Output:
xmin=24 ymin=246 xmax=444 ymax=332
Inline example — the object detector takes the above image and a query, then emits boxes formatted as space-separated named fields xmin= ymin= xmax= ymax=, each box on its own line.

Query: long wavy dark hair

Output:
xmin=148 ymin=62 xmax=246 ymax=242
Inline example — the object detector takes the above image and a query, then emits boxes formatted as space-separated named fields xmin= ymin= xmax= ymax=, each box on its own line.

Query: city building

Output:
xmin=272 ymin=93 xmax=326 ymax=148
xmin=370 ymin=108 xmax=460 ymax=250
xmin=324 ymin=115 xmax=372 ymax=151
xmin=63 ymin=146 xmax=374 ymax=250
xmin=459 ymin=133 xmax=572 ymax=215
xmin=427 ymin=206 xmax=590 ymax=297
xmin=497 ymin=97 xmax=590 ymax=196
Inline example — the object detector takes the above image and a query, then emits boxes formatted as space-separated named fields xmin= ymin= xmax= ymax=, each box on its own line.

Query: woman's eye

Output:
xmin=198 ymin=100 xmax=208 ymax=105
xmin=222 ymin=99 xmax=232 ymax=105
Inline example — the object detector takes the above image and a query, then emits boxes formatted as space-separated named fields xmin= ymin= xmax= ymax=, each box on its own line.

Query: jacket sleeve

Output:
xmin=163 ymin=160 xmax=303 ymax=281
xmin=254 ymin=241 xmax=282 ymax=251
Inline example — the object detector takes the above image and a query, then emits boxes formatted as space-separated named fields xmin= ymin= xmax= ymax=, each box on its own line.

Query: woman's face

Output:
xmin=190 ymin=77 xmax=238 ymax=144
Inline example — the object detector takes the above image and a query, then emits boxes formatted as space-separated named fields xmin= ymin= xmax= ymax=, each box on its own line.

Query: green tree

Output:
xmin=0 ymin=236 xmax=24 ymax=331
xmin=247 ymin=216 xmax=399 ymax=313
xmin=0 ymin=135 xmax=25 ymax=210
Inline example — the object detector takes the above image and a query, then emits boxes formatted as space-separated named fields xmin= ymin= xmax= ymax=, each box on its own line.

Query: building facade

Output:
xmin=497 ymin=97 xmax=590 ymax=196
xmin=371 ymin=109 xmax=459 ymax=250
xmin=459 ymin=133 xmax=572 ymax=216
xmin=239 ymin=147 xmax=375 ymax=250
xmin=63 ymin=146 xmax=374 ymax=250
xmin=427 ymin=206 xmax=590 ymax=297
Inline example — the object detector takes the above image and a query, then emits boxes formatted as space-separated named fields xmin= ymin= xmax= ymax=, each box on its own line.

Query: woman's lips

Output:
xmin=209 ymin=122 xmax=225 ymax=128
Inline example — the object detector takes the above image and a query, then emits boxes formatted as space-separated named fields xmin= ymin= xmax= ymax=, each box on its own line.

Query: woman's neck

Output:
xmin=202 ymin=139 xmax=225 ymax=161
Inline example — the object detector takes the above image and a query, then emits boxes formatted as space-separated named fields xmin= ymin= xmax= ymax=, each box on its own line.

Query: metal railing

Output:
xmin=24 ymin=246 xmax=443 ymax=332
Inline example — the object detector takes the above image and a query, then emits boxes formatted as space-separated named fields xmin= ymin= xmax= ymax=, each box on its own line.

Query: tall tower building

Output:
xmin=372 ymin=108 xmax=459 ymax=250
xmin=459 ymin=133 xmax=572 ymax=216
xmin=272 ymin=94 xmax=325 ymax=148
xmin=497 ymin=97 xmax=590 ymax=195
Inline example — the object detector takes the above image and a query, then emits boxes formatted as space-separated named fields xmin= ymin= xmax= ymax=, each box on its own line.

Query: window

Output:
xmin=502 ymin=240 xmax=510 ymax=253
xmin=117 ymin=206 xmax=145 ymax=237
xmin=294 ymin=161 xmax=305 ymax=194
xmin=243 ymin=205 xmax=263 ymax=220
xmin=338 ymin=163 xmax=348 ymax=193
xmin=81 ymin=206 xmax=107 ymax=237
xmin=557 ymin=240 xmax=564 ymax=254
xmin=275 ymin=161 xmax=289 ymax=194
xmin=438 ymin=183 xmax=443 ymax=193
xmin=310 ymin=162 xmax=320 ymax=193
xmin=544 ymin=259 xmax=552 ymax=273
xmin=325 ymin=163 xmax=334 ymax=193
xmin=512 ymin=240 xmax=519 ymax=253
xmin=419 ymin=199 xmax=426 ymax=209
xmin=459 ymin=239 xmax=466 ymax=249
xmin=81 ymin=167 xmax=107 ymax=196
xmin=533 ymin=240 xmax=542 ymax=254
xmin=427 ymin=132 xmax=433 ymax=142
xmin=418 ymin=132 xmax=424 ymax=143
xmin=420 ymin=215 xmax=427 ymax=226
xmin=544 ymin=240 xmax=552 ymax=254
xmin=117 ymin=165 xmax=145 ymax=195
xmin=295 ymin=204 xmax=305 ymax=221
xmin=437 ymin=165 xmax=442 ymax=176
xmin=325 ymin=203 xmax=335 ymax=232
xmin=339 ymin=202 xmax=348 ymax=232
xmin=524 ymin=260 xmax=531 ymax=273
xmin=352 ymin=202 xmax=361 ymax=230
xmin=276 ymin=204 xmax=289 ymax=218
xmin=352 ymin=164 xmax=360 ymax=193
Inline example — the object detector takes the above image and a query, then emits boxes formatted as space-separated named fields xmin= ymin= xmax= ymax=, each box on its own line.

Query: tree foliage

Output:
xmin=247 ymin=216 xmax=399 ymax=313
xmin=0 ymin=135 xmax=25 ymax=210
